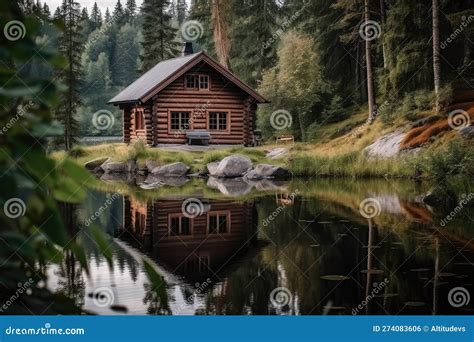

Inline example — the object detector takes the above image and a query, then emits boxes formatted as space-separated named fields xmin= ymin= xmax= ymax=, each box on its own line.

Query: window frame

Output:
xmin=167 ymin=213 xmax=193 ymax=237
xmin=207 ymin=111 xmax=230 ymax=133
xmin=184 ymin=73 xmax=210 ymax=91
xmin=135 ymin=109 xmax=145 ymax=131
xmin=168 ymin=110 xmax=192 ymax=133
xmin=207 ymin=210 xmax=231 ymax=235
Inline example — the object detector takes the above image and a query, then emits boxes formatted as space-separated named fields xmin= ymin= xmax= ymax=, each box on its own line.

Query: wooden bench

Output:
xmin=275 ymin=134 xmax=294 ymax=144
xmin=186 ymin=130 xmax=211 ymax=145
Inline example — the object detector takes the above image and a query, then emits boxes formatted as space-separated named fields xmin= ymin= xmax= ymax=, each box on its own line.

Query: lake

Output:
xmin=46 ymin=178 xmax=474 ymax=315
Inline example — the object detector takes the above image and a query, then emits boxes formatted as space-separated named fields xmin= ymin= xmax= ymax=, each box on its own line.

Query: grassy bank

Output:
xmin=53 ymin=105 xmax=473 ymax=181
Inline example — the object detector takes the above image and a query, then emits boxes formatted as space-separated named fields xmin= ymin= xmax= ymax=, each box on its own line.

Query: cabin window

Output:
xmin=199 ymin=75 xmax=209 ymax=89
xmin=135 ymin=110 xmax=145 ymax=130
xmin=208 ymin=212 xmax=229 ymax=234
xmin=170 ymin=111 xmax=190 ymax=131
xmin=185 ymin=75 xmax=199 ymax=89
xmin=185 ymin=74 xmax=209 ymax=90
xmin=209 ymin=112 xmax=228 ymax=131
xmin=169 ymin=215 xmax=191 ymax=236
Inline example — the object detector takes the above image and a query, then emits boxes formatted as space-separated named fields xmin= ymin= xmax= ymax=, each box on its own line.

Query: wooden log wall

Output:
xmin=151 ymin=62 xmax=253 ymax=145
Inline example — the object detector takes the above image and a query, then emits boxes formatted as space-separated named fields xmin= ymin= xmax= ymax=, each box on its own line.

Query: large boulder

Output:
xmin=363 ymin=131 xmax=405 ymax=159
xmin=245 ymin=163 xmax=291 ymax=180
xmin=149 ymin=162 xmax=190 ymax=177
xmin=100 ymin=160 xmax=127 ymax=173
xmin=459 ymin=126 xmax=474 ymax=139
xmin=207 ymin=177 xmax=253 ymax=196
xmin=145 ymin=160 xmax=158 ymax=173
xmin=84 ymin=157 xmax=109 ymax=171
xmin=207 ymin=154 xmax=252 ymax=178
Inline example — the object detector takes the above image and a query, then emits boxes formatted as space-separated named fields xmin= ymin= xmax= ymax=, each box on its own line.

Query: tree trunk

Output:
xmin=379 ymin=0 xmax=387 ymax=69
xmin=212 ymin=0 xmax=231 ymax=69
xmin=432 ymin=0 xmax=441 ymax=114
xmin=364 ymin=0 xmax=377 ymax=122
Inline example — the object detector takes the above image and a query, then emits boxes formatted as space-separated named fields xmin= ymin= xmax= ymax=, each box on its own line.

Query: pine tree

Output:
xmin=114 ymin=0 xmax=124 ymax=20
xmin=56 ymin=0 xmax=83 ymax=150
xmin=90 ymin=2 xmax=102 ymax=30
xmin=105 ymin=8 xmax=112 ymax=22
xmin=230 ymin=0 xmax=280 ymax=86
xmin=140 ymin=0 xmax=180 ymax=72
xmin=42 ymin=3 xmax=51 ymax=17
xmin=125 ymin=0 xmax=137 ymax=22
xmin=176 ymin=0 xmax=187 ymax=24
xmin=188 ymin=0 xmax=214 ymax=55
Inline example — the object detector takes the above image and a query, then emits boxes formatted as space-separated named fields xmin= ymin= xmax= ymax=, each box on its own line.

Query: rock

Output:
xmin=100 ymin=160 xmax=127 ymax=173
xmin=84 ymin=157 xmax=109 ymax=171
xmin=205 ymin=161 xmax=219 ymax=176
xmin=251 ymin=179 xmax=288 ymax=191
xmin=126 ymin=159 xmax=137 ymax=173
xmin=422 ymin=186 xmax=457 ymax=210
xmin=146 ymin=160 xmax=158 ymax=173
xmin=207 ymin=154 xmax=252 ymax=178
xmin=207 ymin=177 xmax=252 ymax=196
xmin=459 ymin=126 xmax=474 ymax=139
xmin=266 ymin=148 xmax=289 ymax=159
xmin=144 ymin=175 xmax=189 ymax=187
xmin=411 ymin=116 xmax=438 ymax=128
xmin=150 ymin=162 xmax=190 ymax=177
xmin=363 ymin=131 xmax=405 ymax=159
xmin=245 ymin=163 xmax=291 ymax=180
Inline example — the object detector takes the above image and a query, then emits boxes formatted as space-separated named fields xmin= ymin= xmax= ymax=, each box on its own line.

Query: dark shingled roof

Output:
xmin=108 ymin=51 xmax=267 ymax=105
xmin=108 ymin=52 xmax=201 ymax=104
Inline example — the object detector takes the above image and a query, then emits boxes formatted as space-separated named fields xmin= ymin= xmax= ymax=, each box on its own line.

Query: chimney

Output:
xmin=182 ymin=42 xmax=194 ymax=56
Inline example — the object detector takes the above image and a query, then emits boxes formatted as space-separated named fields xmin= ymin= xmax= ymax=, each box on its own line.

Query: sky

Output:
xmin=43 ymin=0 xmax=144 ymax=15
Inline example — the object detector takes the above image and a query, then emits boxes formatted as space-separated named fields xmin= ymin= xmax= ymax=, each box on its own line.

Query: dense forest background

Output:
xmin=20 ymin=0 xmax=473 ymax=140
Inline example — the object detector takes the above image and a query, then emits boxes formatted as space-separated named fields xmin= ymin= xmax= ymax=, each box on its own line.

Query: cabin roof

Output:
xmin=108 ymin=51 xmax=268 ymax=105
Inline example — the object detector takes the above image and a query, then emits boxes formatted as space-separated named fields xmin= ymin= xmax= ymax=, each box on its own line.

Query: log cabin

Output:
xmin=123 ymin=197 xmax=258 ymax=281
xmin=108 ymin=43 xmax=268 ymax=146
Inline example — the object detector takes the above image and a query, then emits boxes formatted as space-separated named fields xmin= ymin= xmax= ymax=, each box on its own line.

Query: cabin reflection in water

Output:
xmin=123 ymin=197 xmax=258 ymax=281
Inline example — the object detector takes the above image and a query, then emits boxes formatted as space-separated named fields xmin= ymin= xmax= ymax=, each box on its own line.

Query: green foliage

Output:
xmin=140 ymin=0 xmax=180 ymax=72
xmin=419 ymin=141 xmax=474 ymax=181
xmin=257 ymin=31 xmax=331 ymax=141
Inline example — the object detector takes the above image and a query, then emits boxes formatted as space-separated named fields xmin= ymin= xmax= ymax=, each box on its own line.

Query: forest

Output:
xmin=17 ymin=0 xmax=473 ymax=142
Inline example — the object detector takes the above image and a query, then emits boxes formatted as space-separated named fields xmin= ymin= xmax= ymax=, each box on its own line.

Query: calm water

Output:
xmin=47 ymin=179 xmax=474 ymax=315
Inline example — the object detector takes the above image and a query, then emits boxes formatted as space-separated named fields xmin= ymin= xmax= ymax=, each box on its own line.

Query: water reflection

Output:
xmin=47 ymin=180 xmax=474 ymax=315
